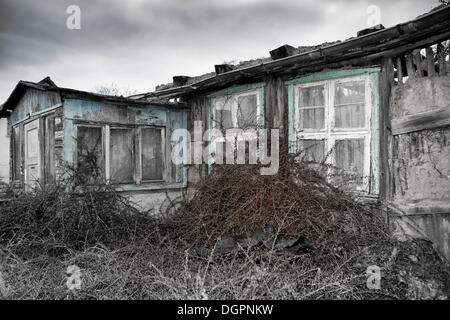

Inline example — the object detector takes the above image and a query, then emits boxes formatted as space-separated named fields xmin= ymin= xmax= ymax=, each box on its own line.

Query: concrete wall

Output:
xmin=0 ymin=118 xmax=9 ymax=182
xmin=390 ymin=76 xmax=450 ymax=260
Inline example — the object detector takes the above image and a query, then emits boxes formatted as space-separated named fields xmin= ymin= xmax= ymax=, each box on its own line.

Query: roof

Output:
xmin=0 ymin=77 xmax=184 ymax=117
xmin=132 ymin=4 xmax=450 ymax=100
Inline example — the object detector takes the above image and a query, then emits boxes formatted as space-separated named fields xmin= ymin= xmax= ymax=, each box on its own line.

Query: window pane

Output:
xmin=299 ymin=108 xmax=325 ymax=129
xmin=334 ymin=81 xmax=365 ymax=129
xmin=76 ymin=126 xmax=103 ymax=179
xmin=13 ymin=126 xmax=21 ymax=180
xmin=237 ymin=94 xmax=257 ymax=128
xmin=335 ymin=138 xmax=364 ymax=181
xmin=334 ymin=104 xmax=365 ymax=128
xmin=110 ymin=128 xmax=134 ymax=183
xmin=216 ymin=109 xmax=233 ymax=130
xmin=299 ymin=85 xmax=325 ymax=107
xmin=141 ymin=127 xmax=163 ymax=181
xmin=299 ymin=139 xmax=324 ymax=163
xmin=334 ymin=81 xmax=365 ymax=105
xmin=298 ymin=86 xmax=325 ymax=130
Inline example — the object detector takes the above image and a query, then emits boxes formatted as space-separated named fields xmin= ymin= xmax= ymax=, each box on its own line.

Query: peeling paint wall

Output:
xmin=390 ymin=76 xmax=450 ymax=260
xmin=62 ymin=98 xmax=188 ymax=215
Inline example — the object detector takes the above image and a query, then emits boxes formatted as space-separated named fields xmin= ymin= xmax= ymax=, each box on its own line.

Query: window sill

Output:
xmin=114 ymin=181 xmax=186 ymax=192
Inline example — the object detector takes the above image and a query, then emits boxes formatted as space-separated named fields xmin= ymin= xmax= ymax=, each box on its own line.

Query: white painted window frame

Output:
xmin=293 ymin=74 xmax=372 ymax=191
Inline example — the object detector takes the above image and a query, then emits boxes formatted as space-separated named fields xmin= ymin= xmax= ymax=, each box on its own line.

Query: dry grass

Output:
xmin=0 ymin=158 xmax=449 ymax=300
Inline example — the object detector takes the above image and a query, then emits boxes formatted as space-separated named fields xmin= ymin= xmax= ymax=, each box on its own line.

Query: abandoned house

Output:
xmin=0 ymin=77 xmax=188 ymax=210
xmin=0 ymin=5 xmax=449 ymax=260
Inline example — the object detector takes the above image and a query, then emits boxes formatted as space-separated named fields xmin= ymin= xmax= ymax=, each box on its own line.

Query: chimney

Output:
xmin=270 ymin=44 xmax=295 ymax=60
xmin=215 ymin=64 xmax=233 ymax=75
xmin=357 ymin=24 xmax=385 ymax=37
xmin=172 ymin=76 xmax=191 ymax=87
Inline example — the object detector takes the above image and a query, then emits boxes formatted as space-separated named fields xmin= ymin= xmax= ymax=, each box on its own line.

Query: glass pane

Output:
xmin=110 ymin=128 xmax=134 ymax=183
xmin=335 ymin=139 xmax=364 ymax=180
xmin=299 ymin=85 xmax=325 ymax=107
xmin=215 ymin=109 xmax=233 ymax=130
xmin=334 ymin=81 xmax=365 ymax=129
xmin=299 ymin=107 xmax=325 ymax=129
xmin=13 ymin=127 xmax=21 ymax=180
xmin=237 ymin=94 xmax=257 ymax=129
xmin=334 ymin=104 xmax=365 ymax=128
xmin=334 ymin=81 xmax=365 ymax=105
xmin=26 ymin=128 xmax=39 ymax=162
xmin=76 ymin=126 xmax=104 ymax=179
xmin=299 ymin=139 xmax=324 ymax=163
xmin=141 ymin=127 xmax=163 ymax=181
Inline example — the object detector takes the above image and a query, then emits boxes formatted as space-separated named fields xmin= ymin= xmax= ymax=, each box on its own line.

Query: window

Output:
xmin=141 ymin=127 xmax=164 ymax=181
xmin=76 ymin=126 xmax=104 ymax=182
xmin=293 ymin=75 xmax=371 ymax=190
xmin=75 ymin=124 xmax=165 ymax=184
xmin=212 ymin=90 xmax=260 ymax=131
xmin=12 ymin=126 xmax=22 ymax=181
xmin=210 ymin=89 xmax=261 ymax=164
xmin=110 ymin=128 xmax=134 ymax=183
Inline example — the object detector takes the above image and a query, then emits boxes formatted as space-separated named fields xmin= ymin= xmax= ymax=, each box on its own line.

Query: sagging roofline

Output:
xmin=0 ymin=78 xmax=186 ymax=118
xmin=132 ymin=5 xmax=450 ymax=100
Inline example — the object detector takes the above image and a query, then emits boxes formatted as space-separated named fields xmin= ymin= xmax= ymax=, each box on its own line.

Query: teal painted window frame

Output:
xmin=207 ymin=83 xmax=265 ymax=129
xmin=286 ymin=67 xmax=380 ymax=195
xmin=207 ymin=83 xmax=265 ymax=172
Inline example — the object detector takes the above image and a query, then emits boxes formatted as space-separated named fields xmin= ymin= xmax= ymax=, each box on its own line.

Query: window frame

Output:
xmin=139 ymin=125 xmax=165 ymax=183
xmin=209 ymin=88 xmax=263 ymax=165
xmin=74 ymin=123 xmax=166 ymax=185
xmin=108 ymin=126 xmax=136 ymax=184
xmin=74 ymin=123 xmax=105 ymax=178
xmin=292 ymin=74 xmax=372 ymax=192
xmin=211 ymin=89 xmax=262 ymax=132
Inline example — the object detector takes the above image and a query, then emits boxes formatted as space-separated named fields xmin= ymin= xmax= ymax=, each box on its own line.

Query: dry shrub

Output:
xmin=0 ymin=168 xmax=156 ymax=259
xmin=172 ymin=150 xmax=389 ymax=260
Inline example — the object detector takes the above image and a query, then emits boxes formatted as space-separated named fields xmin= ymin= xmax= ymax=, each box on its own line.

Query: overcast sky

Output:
xmin=0 ymin=0 xmax=441 ymax=103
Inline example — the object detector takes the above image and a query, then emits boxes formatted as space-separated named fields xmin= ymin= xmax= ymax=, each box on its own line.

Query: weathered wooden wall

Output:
xmin=8 ymin=88 xmax=61 ymax=127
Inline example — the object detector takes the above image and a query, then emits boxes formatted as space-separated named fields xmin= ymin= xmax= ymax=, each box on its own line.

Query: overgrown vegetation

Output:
xmin=0 ymin=153 xmax=449 ymax=300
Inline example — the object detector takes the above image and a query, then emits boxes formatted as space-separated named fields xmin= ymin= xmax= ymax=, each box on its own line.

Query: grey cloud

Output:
xmin=0 ymin=0 xmax=441 ymax=103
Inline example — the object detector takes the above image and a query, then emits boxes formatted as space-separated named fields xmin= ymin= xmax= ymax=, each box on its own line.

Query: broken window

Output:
xmin=294 ymin=75 xmax=371 ymax=190
xmin=110 ymin=128 xmax=134 ymax=183
xmin=141 ymin=127 xmax=164 ymax=181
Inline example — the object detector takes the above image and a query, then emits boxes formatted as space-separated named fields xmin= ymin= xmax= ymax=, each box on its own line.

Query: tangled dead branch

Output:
xmin=171 ymin=148 xmax=390 ymax=261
